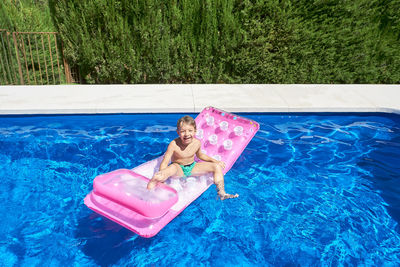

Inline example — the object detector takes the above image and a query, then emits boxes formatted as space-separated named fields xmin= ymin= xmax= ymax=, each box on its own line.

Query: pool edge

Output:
xmin=0 ymin=84 xmax=399 ymax=115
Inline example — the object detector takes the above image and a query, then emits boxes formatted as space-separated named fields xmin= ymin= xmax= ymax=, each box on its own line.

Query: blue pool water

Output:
xmin=0 ymin=113 xmax=400 ymax=266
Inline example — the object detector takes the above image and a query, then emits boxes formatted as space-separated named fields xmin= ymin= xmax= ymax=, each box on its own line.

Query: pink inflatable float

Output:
xmin=84 ymin=107 xmax=259 ymax=237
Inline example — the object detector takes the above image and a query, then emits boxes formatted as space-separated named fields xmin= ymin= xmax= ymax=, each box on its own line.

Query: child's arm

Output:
xmin=196 ymin=148 xmax=226 ymax=169
xmin=159 ymin=142 xmax=174 ymax=170
xmin=147 ymin=143 xmax=175 ymax=190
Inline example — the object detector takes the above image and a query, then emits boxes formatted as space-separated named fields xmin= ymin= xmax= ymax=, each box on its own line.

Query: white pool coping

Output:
xmin=0 ymin=84 xmax=399 ymax=114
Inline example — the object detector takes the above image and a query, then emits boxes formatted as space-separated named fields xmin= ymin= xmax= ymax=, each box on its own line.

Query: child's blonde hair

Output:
xmin=177 ymin=115 xmax=196 ymax=130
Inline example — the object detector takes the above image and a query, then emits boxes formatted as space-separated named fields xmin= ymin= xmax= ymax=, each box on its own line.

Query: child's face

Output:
xmin=177 ymin=122 xmax=196 ymax=145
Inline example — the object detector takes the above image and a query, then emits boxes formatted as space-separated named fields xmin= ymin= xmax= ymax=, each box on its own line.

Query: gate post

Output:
xmin=12 ymin=32 xmax=24 ymax=85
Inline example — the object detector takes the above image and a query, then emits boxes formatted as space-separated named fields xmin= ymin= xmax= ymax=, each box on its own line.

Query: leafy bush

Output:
xmin=231 ymin=0 xmax=400 ymax=83
xmin=49 ymin=0 xmax=240 ymax=83
xmin=0 ymin=0 xmax=54 ymax=32
xmin=0 ymin=1 xmax=63 ymax=85
xmin=3 ymin=0 xmax=399 ymax=84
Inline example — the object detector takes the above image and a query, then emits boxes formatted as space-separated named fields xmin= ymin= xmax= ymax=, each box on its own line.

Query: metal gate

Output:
xmin=0 ymin=29 xmax=75 ymax=85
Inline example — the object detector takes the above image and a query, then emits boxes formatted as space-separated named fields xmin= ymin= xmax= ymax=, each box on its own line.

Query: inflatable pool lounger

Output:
xmin=84 ymin=107 xmax=259 ymax=237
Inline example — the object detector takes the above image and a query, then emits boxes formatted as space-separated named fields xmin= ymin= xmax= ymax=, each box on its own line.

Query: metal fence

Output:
xmin=0 ymin=29 xmax=75 ymax=85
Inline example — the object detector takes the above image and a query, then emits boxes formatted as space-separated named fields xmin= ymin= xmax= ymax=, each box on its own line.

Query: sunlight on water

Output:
xmin=0 ymin=113 xmax=400 ymax=266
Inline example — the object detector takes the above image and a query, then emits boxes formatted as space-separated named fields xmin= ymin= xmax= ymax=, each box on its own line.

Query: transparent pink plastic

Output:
xmin=92 ymin=169 xmax=178 ymax=218
xmin=84 ymin=107 xmax=259 ymax=237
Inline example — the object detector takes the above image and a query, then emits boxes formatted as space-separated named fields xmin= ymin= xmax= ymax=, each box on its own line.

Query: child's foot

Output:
xmin=147 ymin=171 xmax=166 ymax=190
xmin=153 ymin=171 xmax=165 ymax=182
xmin=218 ymin=192 xmax=239 ymax=200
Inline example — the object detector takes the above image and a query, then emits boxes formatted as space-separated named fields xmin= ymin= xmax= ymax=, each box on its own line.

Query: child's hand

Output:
xmin=217 ymin=161 xmax=226 ymax=169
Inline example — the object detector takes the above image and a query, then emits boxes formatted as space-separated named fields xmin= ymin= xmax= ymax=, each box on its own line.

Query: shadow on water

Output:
xmin=75 ymin=212 xmax=153 ymax=267
xmin=358 ymin=135 xmax=400 ymax=232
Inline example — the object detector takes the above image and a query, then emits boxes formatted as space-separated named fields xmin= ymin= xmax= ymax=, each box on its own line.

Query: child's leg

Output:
xmin=192 ymin=162 xmax=239 ymax=200
xmin=147 ymin=163 xmax=182 ymax=190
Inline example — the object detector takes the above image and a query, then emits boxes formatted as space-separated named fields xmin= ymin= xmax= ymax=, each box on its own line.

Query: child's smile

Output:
xmin=178 ymin=123 xmax=196 ymax=146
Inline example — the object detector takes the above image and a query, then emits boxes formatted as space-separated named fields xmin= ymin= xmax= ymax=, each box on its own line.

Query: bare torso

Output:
xmin=171 ymin=138 xmax=200 ymax=165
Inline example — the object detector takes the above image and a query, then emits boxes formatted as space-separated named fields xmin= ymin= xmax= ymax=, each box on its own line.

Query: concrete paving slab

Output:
xmin=93 ymin=84 xmax=194 ymax=113
xmin=0 ymin=85 xmax=98 ymax=114
xmin=274 ymin=84 xmax=378 ymax=112
xmin=0 ymin=85 xmax=194 ymax=114
xmin=351 ymin=85 xmax=400 ymax=112
xmin=0 ymin=84 xmax=399 ymax=115
xmin=192 ymin=84 xmax=288 ymax=112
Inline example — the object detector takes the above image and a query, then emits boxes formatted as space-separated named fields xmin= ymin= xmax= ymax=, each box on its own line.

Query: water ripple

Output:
xmin=0 ymin=113 xmax=400 ymax=265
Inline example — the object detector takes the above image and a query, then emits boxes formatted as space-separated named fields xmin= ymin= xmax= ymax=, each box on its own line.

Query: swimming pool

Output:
xmin=0 ymin=113 xmax=399 ymax=266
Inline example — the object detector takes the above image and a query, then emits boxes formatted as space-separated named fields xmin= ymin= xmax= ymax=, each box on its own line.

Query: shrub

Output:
xmin=49 ymin=0 xmax=241 ymax=83
xmin=4 ymin=0 xmax=398 ymax=84
xmin=231 ymin=0 xmax=400 ymax=83
xmin=0 ymin=0 xmax=54 ymax=32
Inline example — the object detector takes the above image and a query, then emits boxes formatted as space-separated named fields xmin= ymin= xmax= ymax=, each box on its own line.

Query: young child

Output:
xmin=147 ymin=115 xmax=239 ymax=200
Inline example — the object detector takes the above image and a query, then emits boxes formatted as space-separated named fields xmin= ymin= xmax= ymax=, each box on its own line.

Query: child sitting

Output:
xmin=147 ymin=115 xmax=238 ymax=200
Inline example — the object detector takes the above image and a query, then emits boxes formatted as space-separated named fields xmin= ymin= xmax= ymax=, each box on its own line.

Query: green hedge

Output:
xmin=0 ymin=1 xmax=54 ymax=32
xmin=47 ymin=0 xmax=400 ymax=83
xmin=0 ymin=1 xmax=63 ymax=85
xmin=232 ymin=0 xmax=400 ymax=83
xmin=49 ymin=0 xmax=240 ymax=83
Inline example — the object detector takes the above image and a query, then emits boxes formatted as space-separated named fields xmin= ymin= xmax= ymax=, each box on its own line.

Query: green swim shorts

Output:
xmin=178 ymin=161 xmax=196 ymax=177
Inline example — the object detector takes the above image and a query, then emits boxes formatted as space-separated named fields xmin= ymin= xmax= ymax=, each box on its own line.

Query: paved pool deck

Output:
xmin=0 ymin=84 xmax=399 ymax=114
